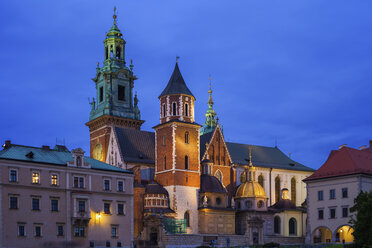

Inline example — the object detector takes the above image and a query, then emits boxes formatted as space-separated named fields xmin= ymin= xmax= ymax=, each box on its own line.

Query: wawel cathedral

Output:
xmin=86 ymin=12 xmax=314 ymax=247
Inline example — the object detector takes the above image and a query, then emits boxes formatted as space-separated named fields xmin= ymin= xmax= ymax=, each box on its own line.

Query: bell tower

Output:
xmin=154 ymin=62 xmax=201 ymax=234
xmin=86 ymin=8 xmax=144 ymax=162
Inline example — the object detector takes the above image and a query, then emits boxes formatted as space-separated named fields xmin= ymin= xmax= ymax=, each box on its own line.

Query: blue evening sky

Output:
xmin=1 ymin=1 xmax=372 ymax=169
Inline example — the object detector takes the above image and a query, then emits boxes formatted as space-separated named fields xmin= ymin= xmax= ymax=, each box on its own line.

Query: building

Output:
xmin=304 ymin=143 xmax=372 ymax=244
xmin=85 ymin=10 xmax=314 ymax=247
xmin=0 ymin=141 xmax=134 ymax=248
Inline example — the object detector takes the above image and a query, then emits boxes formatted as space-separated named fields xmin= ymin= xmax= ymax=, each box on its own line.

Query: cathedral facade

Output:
xmin=88 ymin=12 xmax=314 ymax=247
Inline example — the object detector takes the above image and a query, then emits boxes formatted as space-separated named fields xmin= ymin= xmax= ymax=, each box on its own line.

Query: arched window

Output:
xmin=291 ymin=177 xmax=296 ymax=204
xmin=172 ymin=102 xmax=177 ymax=116
xmin=274 ymin=216 xmax=281 ymax=234
xmin=185 ymin=155 xmax=189 ymax=170
xmin=163 ymin=156 xmax=167 ymax=170
xmin=184 ymin=211 xmax=190 ymax=227
xmin=185 ymin=103 xmax=189 ymax=116
xmin=215 ymin=170 xmax=222 ymax=182
xmin=162 ymin=104 xmax=166 ymax=117
xmin=116 ymin=46 xmax=121 ymax=59
xmin=258 ymin=175 xmax=264 ymax=188
xmin=275 ymin=176 xmax=281 ymax=203
xmin=185 ymin=132 xmax=189 ymax=144
xmin=289 ymin=218 xmax=297 ymax=235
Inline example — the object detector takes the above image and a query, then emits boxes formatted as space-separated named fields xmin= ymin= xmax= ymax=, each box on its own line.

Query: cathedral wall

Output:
xmin=198 ymin=209 xmax=235 ymax=234
xmin=133 ymin=186 xmax=145 ymax=238
xmin=89 ymin=125 xmax=111 ymax=162
xmin=164 ymin=185 xmax=199 ymax=234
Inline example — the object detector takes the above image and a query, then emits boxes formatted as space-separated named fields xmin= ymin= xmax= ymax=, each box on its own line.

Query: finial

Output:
xmin=249 ymin=146 xmax=253 ymax=166
xmin=130 ymin=59 xmax=134 ymax=71
xmin=96 ymin=62 xmax=99 ymax=68
xmin=113 ymin=6 xmax=118 ymax=24
xmin=176 ymin=56 xmax=180 ymax=63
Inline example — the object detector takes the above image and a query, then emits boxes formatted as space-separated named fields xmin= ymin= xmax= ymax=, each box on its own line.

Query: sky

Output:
xmin=1 ymin=0 xmax=372 ymax=170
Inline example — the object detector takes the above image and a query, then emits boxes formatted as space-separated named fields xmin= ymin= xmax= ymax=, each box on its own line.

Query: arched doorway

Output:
xmin=335 ymin=225 xmax=354 ymax=243
xmin=313 ymin=227 xmax=332 ymax=243
xmin=149 ymin=226 xmax=158 ymax=245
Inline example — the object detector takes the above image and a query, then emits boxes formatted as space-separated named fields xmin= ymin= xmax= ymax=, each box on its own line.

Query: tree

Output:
xmin=350 ymin=190 xmax=372 ymax=247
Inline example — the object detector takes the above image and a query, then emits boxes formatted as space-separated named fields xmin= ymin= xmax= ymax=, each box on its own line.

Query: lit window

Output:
xmin=118 ymin=203 xmax=124 ymax=215
xmin=18 ymin=224 xmax=26 ymax=237
xmin=78 ymin=200 xmax=85 ymax=212
xmin=330 ymin=189 xmax=336 ymax=199
xmin=104 ymin=179 xmax=111 ymax=191
xmin=32 ymin=172 xmax=40 ymax=184
xmin=51 ymin=174 xmax=58 ymax=186
xmin=32 ymin=198 xmax=40 ymax=211
xmin=51 ymin=199 xmax=58 ymax=212
xmin=10 ymin=196 xmax=18 ymax=209
xmin=104 ymin=203 xmax=111 ymax=214
xmin=57 ymin=225 xmax=64 ymax=236
xmin=34 ymin=225 xmax=42 ymax=237
xmin=117 ymin=181 xmax=124 ymax=192
xmin=9 ymin=169 xmax=17 ymax=182
xmin=111 ymin=226 xmax=118 ymax=237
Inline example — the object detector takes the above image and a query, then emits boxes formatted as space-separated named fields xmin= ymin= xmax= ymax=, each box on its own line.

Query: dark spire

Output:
xmin=159 ymin=63 xmax=194 ymax=98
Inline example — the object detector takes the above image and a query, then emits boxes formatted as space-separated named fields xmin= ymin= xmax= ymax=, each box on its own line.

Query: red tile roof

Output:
xmin=304 ymin=146 xmax=372 ymax=181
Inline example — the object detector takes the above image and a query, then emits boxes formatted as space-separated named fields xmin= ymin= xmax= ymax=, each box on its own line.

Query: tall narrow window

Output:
xmin=185 ymin=103 xmax=189 ymax=116
xmin=78 ymin=200 xmax=85 ymax=212
xmin=116 ymin=46 xmax=121 ymax=59
xmin=185 ymin=132 xmax=189 ymax=144
xmin=99 ymin=87 xmax=103 ymax=102
xmin=184 ymin=211 xmax=190 ymax=227
xmin=289 ymin=218 xmax=297 ymax=235
xmin=185 ymin=155 xmax=189 ymax=170
xmin=163 ymin=156 xmax=167 ymax=170
xmin=275 ymin=176 xmax=281 ymax=203
xmin=105 ymin=46 xmax=108 ymax=59
xmin=9 ymin=169 xmax=17 ymax=182
xmin=274 ymin=216 xmax=281 ymax=234
xmin=118 ymin=85 xmax=125 ymax=101
xmin=172 ymin=102 xmax=177 ymax=116
xmin=291 ymin=177 xmax=296 ymax=204
xmin=51 ymin=174 xmax=58 ymax=186
xmin=162 ymin=104 xmax=166 ymax=117
xmin=32 ymin=172 xmax=40 ymax=184
xmin=258 ymin=175 xmax=264 ymax=188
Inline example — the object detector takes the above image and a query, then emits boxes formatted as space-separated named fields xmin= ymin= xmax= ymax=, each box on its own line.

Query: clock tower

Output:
xmin=86 ymin=9 xmax=144 ymax=162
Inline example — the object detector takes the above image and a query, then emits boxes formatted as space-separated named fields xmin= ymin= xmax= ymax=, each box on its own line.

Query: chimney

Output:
xmin=42 ymin=145 xmax=50 ymax=150
xmin=338 ymin=144 xmax=347 ymax=150
xmin=3 ymin=140 xmax=11 ymax=148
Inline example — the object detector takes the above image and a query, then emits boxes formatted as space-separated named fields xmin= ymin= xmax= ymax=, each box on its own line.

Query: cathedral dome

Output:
xmin=235 ymin=181 xmax=267 ymax=198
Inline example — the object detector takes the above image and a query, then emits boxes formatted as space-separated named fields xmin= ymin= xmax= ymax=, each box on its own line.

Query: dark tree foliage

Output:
xmin=350 ymin=190 xmax=372 ymax=247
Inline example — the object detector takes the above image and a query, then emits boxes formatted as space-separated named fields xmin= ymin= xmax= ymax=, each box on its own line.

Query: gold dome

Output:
xmin=235 ymin=181 xmax=267 ymax=198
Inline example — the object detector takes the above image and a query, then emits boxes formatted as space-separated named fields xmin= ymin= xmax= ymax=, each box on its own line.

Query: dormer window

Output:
xmin=76 ymin=156 xmax=82 ymax=167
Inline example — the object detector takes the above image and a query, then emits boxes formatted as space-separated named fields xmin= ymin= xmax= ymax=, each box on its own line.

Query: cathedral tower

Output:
xmin=86 ymin=9 xmax=144 ymax=162
xmin=154 ymin=62 xmax=201 ymax=233
xmin=200 ymin=78 xmax=217 ymax=135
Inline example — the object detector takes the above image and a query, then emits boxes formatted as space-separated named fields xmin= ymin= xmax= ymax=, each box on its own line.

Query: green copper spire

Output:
xmin=200 ymin=77 xmax=217 ymax=135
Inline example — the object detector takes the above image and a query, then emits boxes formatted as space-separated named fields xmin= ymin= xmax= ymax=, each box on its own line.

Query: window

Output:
xmin=257 ymin=200 xmax=264 ymax=208
xmin=184 ymin=211 xmax=190 ymax=227
xmin=18 ymin=224 xmax=26 ymax=237
xmin=73 ymin=176 xmax=84 ymax=188
xmin=57 ymin=225 xmax=64 ymax=236
xmin=9 ymin=169 xmax=17 ymax=182
xmin=32 ymin=198 xmax=40 ymax=211
xmin=162 ymin=135 xmax=166 ymax=146
xmin=291 ymin=177 xmax=296 ymax=204
xmin=330 ymin=189 xmax=336 ymax=199
xmin=163 ymin=156 xmax=167 ymax=170
xmin=342 ymin=207 xmax=348 ymax=217
xmin=34 ymin=225 xmax=42 ymax=237
xmin=104 ymin=179 xmax=111 ymax=191
xmin=99 ymin=87 xmax=103 ymax=102
xmin=162 ymin=104 xmax=166 ymax=117
xmin=51 ymin=199 xmax=58 ymax=212
xmin=185 ymin=103 xmax=189 ymax=116
xmin=275 ymin=176 xmax=281 ymax=203
xmin=118 ymin=85 xmax=125 ymax=101
xmin=78 ymin=200 xmax=85 ymax=212
xmin=10 ymin=196 xmax=18 ymax=209
xmin=216 ymin=197 xmax=222 ymax=205
xmin=342 ymin=188 xmax=348 ymax=198
xmin=104 ymin=203 xmax=111 ymax=214
xmin=185 ymin=155 xmax=189 ymax=170
xmin=74 ymin=227 xmax=85 ymax=237
xmin=289 ymin=218 xmax=297 ymax=235
xmin=111 ymin=226 xmax=118 ymax=237
xmin=172 ymin=102 xmax=177 ymax=116
xmin=330 ymin=208 xmax=336 ymax=219
xmin=318 ymin=190 xmax=323 ymax=201
xmin=117 ymin=181 xmax=124 ymax=192
xmin=274 ymin=216 xmax=281 ymax=234
xmin=185 ymin=132 xmax=189 ymax=144
xmin=32 ymin=172 xmax=40 ymax=184
xmin=245 ymin=200 xmax=252 ymax=208
xmin=51 ymin=174 xmax=58 ymax=186
xmin=318 ymin=209 xmax=324 ymax=219
xmin=258 ymin=175 xmax=264 ymax=188
xmin=118 ymin=203 xmax=125 ymax=215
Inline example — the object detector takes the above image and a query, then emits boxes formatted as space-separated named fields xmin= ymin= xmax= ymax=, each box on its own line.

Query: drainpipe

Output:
xmin=269 ymin=168 xmax=273 ymax=206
